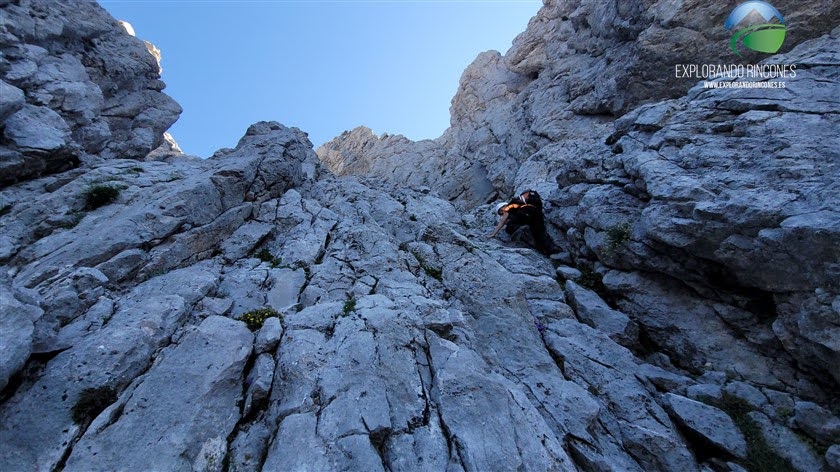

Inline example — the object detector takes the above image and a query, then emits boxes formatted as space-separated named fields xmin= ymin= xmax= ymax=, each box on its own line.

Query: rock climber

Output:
xmin=487 ymin=190 xmax=556 ymax=255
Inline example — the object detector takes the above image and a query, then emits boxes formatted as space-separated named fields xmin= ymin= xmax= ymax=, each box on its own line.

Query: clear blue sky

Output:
xmin=99 ymin=0 xmax=541 ymax=157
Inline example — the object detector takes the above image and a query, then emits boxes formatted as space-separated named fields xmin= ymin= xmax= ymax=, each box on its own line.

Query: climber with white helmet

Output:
xmin=487 ymin=189 xmax=556 ymax=255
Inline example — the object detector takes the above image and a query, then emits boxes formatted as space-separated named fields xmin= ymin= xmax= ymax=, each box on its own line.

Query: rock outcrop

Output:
xmin=0 ymin=0 xmax=182 ymax=187
xmin=1 ymin=1 xmax=838 ymax=471
xmin=318 ymin=0 xmax=839 ymax=206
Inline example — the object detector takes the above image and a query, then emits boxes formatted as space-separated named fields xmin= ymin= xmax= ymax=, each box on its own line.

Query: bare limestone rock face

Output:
xmin=0 ymin=0 xmax=181 ymax=187
xmin=1 ymin=1 xmax=838 ymax=471
xmin=63 ymin=316 xmax=253 ymax=472
xmin=312 ymin=12 xmax=839 ymax=472
xmin=570 ymin=32 xmax=840 ymax=390
xmin=2 ymin=114 xmax=837 ymax=471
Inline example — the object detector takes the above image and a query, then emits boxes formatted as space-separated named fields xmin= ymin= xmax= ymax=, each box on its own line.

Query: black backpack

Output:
xmin=523 ymin=190 xmax=542 ymax=209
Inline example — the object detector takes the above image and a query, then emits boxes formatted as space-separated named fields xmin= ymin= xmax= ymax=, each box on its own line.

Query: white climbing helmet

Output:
xmin=494 ymin=202 xmax=506 ymax=214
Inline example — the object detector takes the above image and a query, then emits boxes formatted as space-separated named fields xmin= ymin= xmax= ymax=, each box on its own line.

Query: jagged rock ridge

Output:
xmin=1 ymin=1 xmax=839 ymax=472
xmin=0 ymin=0 xmax=182 ymax=187
xmin=317 ymin=0 xmax=839 ymax=207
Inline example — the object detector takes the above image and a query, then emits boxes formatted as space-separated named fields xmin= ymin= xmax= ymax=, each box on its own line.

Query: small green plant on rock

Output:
xmin=776 ymin=407 xmax=793 ymax=422
xmin=575 ymin=266 xmax=604 ymax=292
xmin=605 ymin=221 xmax=632 ymax=254
xmin=342 ymin=296 xmax=356 ymax=317
xmin=411 ymin=251 xmax=443 ymax=281
xmin=574 ymin=265 xmax=616 ymax=306
xmin=294 ymin=260 xmax=312 ymax=279
xmin=255 ymin=248 xmax=280 ymax=267
xmin=698 ymin=393 xmax=796 ymax=472
xmin=239 ymin=307 xmax=282 ymax=331
xmin=72 ymin=386 xmax=118 ymax=424
xmin=83 ymin=184 xmax=121 ymax=210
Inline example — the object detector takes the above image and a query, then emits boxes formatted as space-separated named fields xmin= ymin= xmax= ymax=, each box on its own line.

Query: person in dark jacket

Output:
xmin=487 ymin=190 xmax=556 ymax=255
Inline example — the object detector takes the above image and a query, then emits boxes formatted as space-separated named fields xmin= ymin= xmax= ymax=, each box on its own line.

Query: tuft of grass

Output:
xmin=294 ymin=260 xmax=312 ymax=279
xmin=776 ymin=407 xmax=793 ymax=422
xmin=72 ymin=386 xmax=118 ymax=424
xmin=795 ymin=431 xmax=830 ymax=457
xmin=698 ymin=393 xmax=797 ymax=472
xmin=342 ymin=296 xmax=356 ymax=316
xmin=409 ymin=214 xmax=417 ymax=222
xmin=605 ymin=222 xmax=632 ymax=254
xmin=411 ymin=251 xmax=443 ymax=281
xmin=239 ymin=307 xmax=282 ymax=331
xmin=83 ymin=184 xmax=121 ymax=210
xmin=255 ymin=248 xmax=281 ymax=267
xmin=574 ymin=265 xmax=617 ymax=307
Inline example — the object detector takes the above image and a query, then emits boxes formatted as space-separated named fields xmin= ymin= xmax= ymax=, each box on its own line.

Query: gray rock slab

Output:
xmin=94 ymin=248 xmax=147 ymax=283
xmin=664 ymin=393 xmax=747 ymax=460
xmin=0 ymin=265 xmax=217 ymax=471
xmin=723 ymin=381 xmax=768 ymax=411
xmin=0 ymin=286 xmax=41 ymax=390
xmin=792 ymin=401 xmax=840 ymax=446
xmin=263 ymin=413 xmax=332 ymax=471
xmin=243 ymin=353 xmax=275 ymax=418
xmin=220 ymin=221 xmax=274 ymax=262
xmin=686 ymin=384 xmax=724 ymax=402
xmin=266 ymin=267 xmax=306 ymax=312
xmin=64 ymin=316 xmax=253 ymax=471
xmin=0 ymin=79 xmax=25 ymax=121
xmin=637 ymin=363 xmax=693 ymax=393
xmin=255 ymin=315 xmax=282 ymax=354
xmin=229 ymin=419 xmax=272 ymax=472
xmin=0 ymin=295 xmax=189 ymax=471
xmin=565 ymin=279 xmax=638 ymax=347
xmin=201 ymin=296 xmax=233 ymax=316
xmin=427 ymin=333 xmax=576 ymax=471
xmin=556 ymin=264 xmax=582 ymax=280
xmin=545 ymin=320 xmax=699 ymax=471
xmin=747 ymin=411 xmax=826 ymax=472
xmin=3 ymin=104 xmax=70 ymax=151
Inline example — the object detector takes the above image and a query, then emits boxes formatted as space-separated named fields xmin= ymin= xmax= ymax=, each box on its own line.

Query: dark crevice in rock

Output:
xmin=366 ymin=424 xmax=393 ymax=472
xmin=421 ymin=332 xmax=468 ymax=471
xmin=0 ymin=349 xmax=64 ymax=405
xmin=635 ymin=324 xmax=667 ymax=363
xmin=436 ymin=407 xmax=468 ymax=472
xmin=427 ymin=323 xmax=457 ymax=343
xmin=236 ymin=348 xmax=262 ymax=423
xmin=542 ymin=335 xmax=569 ymax=381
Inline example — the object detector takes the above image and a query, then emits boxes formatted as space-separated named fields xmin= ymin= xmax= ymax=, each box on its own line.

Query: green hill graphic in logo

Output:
xmin=725 ymin=1 xmax=786 ymax=56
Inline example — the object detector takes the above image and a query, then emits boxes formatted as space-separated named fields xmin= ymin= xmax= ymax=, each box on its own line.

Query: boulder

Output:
xmin=791 ymin=401 xmax=840 ymax=446
xmin=663 ymin=393 xmax=747 ymax=460
xmin=3 ymin=105 xmax=71 ymax=151
xmin=747 ymin=411 xmax=826 ymax=472
xmin=565 ymin=279 xmax=639 ymax=347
